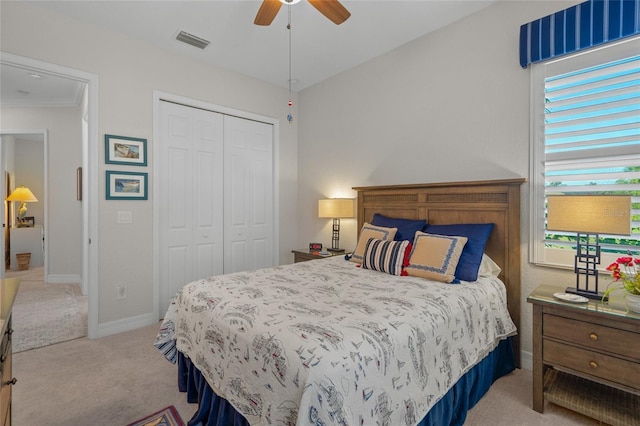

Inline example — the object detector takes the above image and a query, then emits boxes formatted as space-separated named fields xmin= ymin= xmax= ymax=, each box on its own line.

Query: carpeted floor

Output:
xmin=12 ymin=323 xmax=600 ymax=426
xmin=6 ymin=266 xmax=87 ymax=352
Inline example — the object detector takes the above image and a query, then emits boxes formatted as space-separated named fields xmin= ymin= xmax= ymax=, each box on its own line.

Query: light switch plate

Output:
xmin=117 ymin=210 xmax=133 ymax=223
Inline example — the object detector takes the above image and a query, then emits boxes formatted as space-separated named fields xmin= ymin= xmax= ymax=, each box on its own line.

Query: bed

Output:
xmin=156 ymin=178 xmax=525 ymax=426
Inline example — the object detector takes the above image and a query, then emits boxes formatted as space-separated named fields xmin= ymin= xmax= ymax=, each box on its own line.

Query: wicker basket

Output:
xmin=16 ymin=252 xmax=31 ymax=271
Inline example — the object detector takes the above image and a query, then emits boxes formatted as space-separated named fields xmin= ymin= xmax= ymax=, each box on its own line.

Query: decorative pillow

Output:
xmin=478 ymin=253 xmax=502 ymax=278
xmin=371 ymin=213 xmax=426 ymax=242
xmin=422 ymin=223 xmax=495 ymax=282
xmin=362 ymin=238 xmax=412 ymax=276
xmin=405 ymin=232 xmax=468 ymax=283
xmin=350 ymin=223 xmax=397 ymax=264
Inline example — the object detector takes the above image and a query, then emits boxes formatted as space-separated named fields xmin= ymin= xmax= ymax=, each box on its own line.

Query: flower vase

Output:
xmin=625 ymin=292 xmax=640 ymax=314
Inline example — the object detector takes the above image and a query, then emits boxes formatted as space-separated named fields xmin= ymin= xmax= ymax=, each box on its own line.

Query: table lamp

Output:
xmin=546 ymin=195 xmax=630 ymax=299
xmin=318 ymin=198 xmax=354 ymax=253
xmin=6 ymin=185 xmax=38 ymax=227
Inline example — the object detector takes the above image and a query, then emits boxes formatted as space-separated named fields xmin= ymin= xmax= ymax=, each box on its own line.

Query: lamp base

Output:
xmin=565 ymin=287 xmax=606 ymax=301
xmin=327 ymin=248 xmax=345 ymax=253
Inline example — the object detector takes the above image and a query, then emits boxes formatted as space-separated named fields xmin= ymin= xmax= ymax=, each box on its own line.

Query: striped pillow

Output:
xmin=362 ymin=238 xmax=411 ymax=276
xmin=405 ymin=232 xmax=468 ymax=283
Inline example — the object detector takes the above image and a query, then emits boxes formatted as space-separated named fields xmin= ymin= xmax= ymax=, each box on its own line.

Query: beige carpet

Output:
xmin=12 ymin=323 xmax=601 ymax=426
xmin=6 ymin=266 xmax=87 ymax=353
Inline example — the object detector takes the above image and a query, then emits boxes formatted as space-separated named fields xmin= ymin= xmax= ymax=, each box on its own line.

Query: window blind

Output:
xmin=543 ymin=53 xmax=640 ymax=256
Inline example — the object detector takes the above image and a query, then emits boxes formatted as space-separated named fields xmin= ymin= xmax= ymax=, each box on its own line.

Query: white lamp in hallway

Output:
xmin=6 ymin=185 xmax=38 ymax=227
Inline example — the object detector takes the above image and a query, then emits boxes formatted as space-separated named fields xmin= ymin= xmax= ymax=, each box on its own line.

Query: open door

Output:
xmin=4 ymin=171 xmax=9 ymax=272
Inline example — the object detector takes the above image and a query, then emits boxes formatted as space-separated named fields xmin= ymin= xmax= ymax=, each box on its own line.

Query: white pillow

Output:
xmin=478 ymin=253 xmax=501 ymax=278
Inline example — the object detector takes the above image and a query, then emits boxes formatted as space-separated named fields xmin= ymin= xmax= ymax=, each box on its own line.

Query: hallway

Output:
xmin=5 ymin=266 xmax=87 ymax=352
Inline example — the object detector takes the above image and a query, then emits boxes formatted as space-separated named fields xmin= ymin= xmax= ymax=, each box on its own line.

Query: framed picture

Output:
xmin=106 ymin=171 xmax=148 ymax=200
xmin=105 ymin=134 xmax=147 ymax=166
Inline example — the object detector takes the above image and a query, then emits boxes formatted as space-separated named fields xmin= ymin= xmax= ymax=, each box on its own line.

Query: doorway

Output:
xmin=1 ymin=132 xmax=47 ymax=274
xmin=0 ymin=52 xmax=99 ymax=338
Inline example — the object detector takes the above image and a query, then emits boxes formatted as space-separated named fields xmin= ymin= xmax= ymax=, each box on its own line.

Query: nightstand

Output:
xmin=528 ymin=285 xmax=640 ymax=425
xmin=291 ymin=249 xmax=343 ymax=263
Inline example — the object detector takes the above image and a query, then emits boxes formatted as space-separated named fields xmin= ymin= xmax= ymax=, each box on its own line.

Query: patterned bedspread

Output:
xmin=156 ymin=256 xmax=516 ymax=426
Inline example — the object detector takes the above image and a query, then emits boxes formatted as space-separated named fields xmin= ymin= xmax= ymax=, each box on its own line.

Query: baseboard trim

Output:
xmin=521 ymin=349 xmax=533 ymax=371
xmin=47 ymin=274 xmax=81 ymax=284
xmin=97 ymin=312 xmax=157 ymax=338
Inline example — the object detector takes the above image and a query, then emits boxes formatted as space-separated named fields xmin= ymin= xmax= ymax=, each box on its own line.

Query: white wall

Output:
xmin=1 ymin=2 xmax=298 ymax=327
xmin=297 ymin=1 xmax=581 ymax=366
xmin=1 ymin=107 xmax=83 ymax=277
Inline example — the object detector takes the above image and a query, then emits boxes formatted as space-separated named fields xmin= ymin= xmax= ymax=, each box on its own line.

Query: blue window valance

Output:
xmin=519 ymin=0 xmax=640 ymax=68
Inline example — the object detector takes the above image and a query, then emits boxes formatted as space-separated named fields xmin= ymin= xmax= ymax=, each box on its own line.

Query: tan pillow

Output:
xmin=350 ymin=223 xmax=397 ymax=264
xmin=405 ymin=231 xmax=468 ymax=283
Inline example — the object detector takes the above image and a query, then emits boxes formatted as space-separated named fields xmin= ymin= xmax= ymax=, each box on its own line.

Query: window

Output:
xmin=530 ymin=36 xmax=640 ymax=269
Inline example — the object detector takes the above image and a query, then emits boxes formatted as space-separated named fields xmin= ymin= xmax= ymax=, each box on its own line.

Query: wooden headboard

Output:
xmin=353 ymin=178 xmax=526 ymax=367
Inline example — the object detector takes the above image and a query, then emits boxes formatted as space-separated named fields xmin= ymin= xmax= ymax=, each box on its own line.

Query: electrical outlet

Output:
xmin=117 ymin=284 xmax=127 ymax=300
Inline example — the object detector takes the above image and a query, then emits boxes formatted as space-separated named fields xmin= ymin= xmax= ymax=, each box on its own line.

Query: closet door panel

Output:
xmin=224 ymin=119 xmax=249 ymax=273
xmin=248 ymin=120 xmax=273 ymax=270
xmin=192 ymin=107 xmax=224 ymax=280
xmin=158 ymin=101 xmax=224 ymax=313
xmin=160 ymin=108 xmax=194 ymax=308
xmin=167 ymin=246 xmax=189 ymax=300
xmin=224 ymin=116 xmax=273 ymax=273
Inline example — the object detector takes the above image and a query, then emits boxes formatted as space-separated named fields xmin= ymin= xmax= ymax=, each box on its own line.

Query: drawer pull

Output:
xmin=589 ymin=333 xmax=598 ymax=341
xmin=589 ymin=361 xmax=598 ymax=369
xmin=5 ymin=329 xmax=12 ymax=336
xmin=3 ymin=378 xmax=16 ymax=386
xmin=0 ymin=355 xmax=5 ymax=363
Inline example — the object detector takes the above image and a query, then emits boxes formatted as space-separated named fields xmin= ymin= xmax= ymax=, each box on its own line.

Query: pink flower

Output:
xmin=604 ymin=254 xmax=640 ymax=298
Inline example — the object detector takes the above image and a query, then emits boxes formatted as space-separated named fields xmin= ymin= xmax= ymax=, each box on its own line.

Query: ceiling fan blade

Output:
xmin=307 ymin=0 xmax=351 ymax=25
xmin=254 ymin=0 xmax=283 ymax=26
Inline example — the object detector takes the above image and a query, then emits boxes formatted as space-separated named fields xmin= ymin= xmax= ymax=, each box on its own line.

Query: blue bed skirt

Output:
xmin=178 ymin=337 xmax=515 ymax=426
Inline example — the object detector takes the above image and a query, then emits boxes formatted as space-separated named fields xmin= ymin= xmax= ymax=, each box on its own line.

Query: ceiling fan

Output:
xmin=254 ymin=0 xmax=351 ymax=26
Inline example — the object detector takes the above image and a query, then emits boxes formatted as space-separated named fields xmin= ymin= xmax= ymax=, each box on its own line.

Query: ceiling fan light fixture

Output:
xmin=280 ymin=0 xmax=302 ymax=4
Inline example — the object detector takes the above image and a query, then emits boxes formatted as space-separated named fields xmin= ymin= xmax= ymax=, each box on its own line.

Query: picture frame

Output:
xmin=21 ymin=216 xmax=35 ymax=227
xmin=106 ymin=171 xmax=148 ymax=200
xmin=105 ymin=134 xmax=147 ymax=166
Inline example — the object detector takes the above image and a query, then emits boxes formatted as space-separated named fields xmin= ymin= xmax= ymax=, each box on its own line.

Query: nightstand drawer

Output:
xmin=544 ymin=339 xmax=640 ymax=390
xmin=544 ymin=314 xmax=640 ymax=361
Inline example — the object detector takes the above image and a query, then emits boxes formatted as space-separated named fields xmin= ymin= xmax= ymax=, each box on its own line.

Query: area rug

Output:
xmin=12 ymin=284 xmax=86 ymax=353
xmin=126 ymin=406 xmax=185 ymax=426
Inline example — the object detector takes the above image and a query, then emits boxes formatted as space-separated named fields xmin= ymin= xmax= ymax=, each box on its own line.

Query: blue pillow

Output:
xmin=422 ymin=223 xmax=495 ymax=282
xmin=371 ymin=213 xmax=426 ymax=242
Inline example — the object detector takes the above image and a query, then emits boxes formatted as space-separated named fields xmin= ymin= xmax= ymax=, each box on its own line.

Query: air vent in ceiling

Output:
xmin=176 ymin=31 xmax=210 ymax=50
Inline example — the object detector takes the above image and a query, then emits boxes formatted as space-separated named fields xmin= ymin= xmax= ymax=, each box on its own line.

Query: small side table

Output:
xmin=291 ymin=249 xmax=343 ymax=263
xmin=527 ymin=285 xmax=640 ymax=425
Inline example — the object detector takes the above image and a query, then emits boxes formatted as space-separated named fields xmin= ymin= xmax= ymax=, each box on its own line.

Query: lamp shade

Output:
xmin=547 ymin=195 xmax=630 ymax=235
xmin=318 ymin=198 xmax=354 ymax=218
xmin=6 ymin=186 xmax=38 ymax=203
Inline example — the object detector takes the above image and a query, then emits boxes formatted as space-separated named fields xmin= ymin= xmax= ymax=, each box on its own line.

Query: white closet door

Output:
xmin=158 ymin=101 xmax=224 ymax=312
xmin=223 ymin=115 xmax=274 ymax=273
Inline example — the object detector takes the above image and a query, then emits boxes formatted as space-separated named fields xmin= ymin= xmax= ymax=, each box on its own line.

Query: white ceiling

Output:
xmin=1 ymin=0 xmax=496 ymax=107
